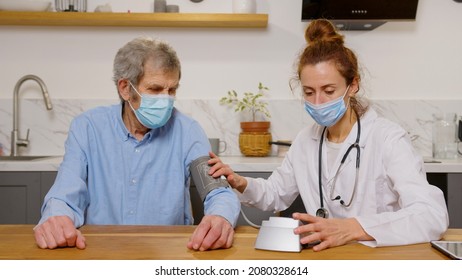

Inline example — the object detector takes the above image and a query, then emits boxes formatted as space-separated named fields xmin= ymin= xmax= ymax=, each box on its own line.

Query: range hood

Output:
xmin=301 ymin=0 xmax=419 ymax=30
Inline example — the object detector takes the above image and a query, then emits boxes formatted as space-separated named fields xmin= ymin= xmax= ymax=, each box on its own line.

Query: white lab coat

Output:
xmin=238 ymin=108 xmax=449 ymax=247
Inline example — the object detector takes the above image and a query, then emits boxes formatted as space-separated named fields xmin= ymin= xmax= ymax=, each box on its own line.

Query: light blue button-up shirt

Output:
xmin=39 ymin=104 xmax=240 ymax=227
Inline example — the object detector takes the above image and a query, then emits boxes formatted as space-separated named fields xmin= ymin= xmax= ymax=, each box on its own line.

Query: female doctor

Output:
xmin=209 ymin=19 xmax=449 ymax=251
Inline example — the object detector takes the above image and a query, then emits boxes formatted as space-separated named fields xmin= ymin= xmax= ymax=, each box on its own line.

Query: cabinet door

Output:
xmin=0 ymin=172 xmax=40 ymax=224
xmin=447 ymin=174 xmax=462 ymax=228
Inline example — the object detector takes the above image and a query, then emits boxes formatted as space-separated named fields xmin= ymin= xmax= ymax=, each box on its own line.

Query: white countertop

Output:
xmin=1 ymin=155 xmax=462 ymax=173
xmin=225 ymin=156 xmax=462 ymax=173
xmin=0 ymin=156 xmax=63 ymax=172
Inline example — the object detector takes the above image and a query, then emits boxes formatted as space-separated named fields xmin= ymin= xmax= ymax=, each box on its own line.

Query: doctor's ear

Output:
xmin=349 ymin=78 xmax=360 ymax=96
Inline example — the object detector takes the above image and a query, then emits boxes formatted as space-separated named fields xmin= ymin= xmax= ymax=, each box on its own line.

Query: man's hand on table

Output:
xmin=187 ymin=215 xmax=234 ymax=251
xmin=34 ymin=215 xmax=86 ymax=249
xmin=34 ymin=215 xmax=233 ymax=251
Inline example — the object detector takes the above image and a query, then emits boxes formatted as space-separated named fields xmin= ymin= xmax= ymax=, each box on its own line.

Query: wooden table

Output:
xmin=1 ymin=225 xmax=461 ymax=260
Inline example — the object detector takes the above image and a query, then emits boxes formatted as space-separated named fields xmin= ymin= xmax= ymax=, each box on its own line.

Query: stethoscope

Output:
xmin=315 ymin=113 xmax=361 ymax=219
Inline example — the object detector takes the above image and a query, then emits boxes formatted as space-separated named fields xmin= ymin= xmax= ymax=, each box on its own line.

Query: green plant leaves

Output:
xmin=219 ymin=83 xmax=271 ymax=122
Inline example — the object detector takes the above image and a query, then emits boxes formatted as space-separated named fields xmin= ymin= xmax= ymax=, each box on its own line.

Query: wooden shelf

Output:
xmin=0 ymin=11 xmax=268 ymax=28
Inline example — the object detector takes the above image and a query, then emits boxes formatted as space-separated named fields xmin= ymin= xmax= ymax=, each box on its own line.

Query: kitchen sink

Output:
xmin=0 ymin=156 xmax=55 ymax=161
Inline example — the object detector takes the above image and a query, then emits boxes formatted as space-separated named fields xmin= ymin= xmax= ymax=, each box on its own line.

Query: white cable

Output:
xmin=240 ymin=208 xmax=261 ymax=229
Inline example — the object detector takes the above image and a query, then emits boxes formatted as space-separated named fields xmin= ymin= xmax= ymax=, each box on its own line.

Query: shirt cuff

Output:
xmin=38 ymin=198 xmax=82 ymax=228
xmin=203 ymin=187 xmax=240 ymax=228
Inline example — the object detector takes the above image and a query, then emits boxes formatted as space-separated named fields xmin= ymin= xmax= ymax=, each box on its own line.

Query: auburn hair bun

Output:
xmin=304 ymin=19 xmax=344 ymax=46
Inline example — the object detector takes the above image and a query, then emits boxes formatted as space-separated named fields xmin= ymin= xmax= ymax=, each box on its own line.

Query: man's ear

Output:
xmin=118 ymin=79 xmax=130 ymax=101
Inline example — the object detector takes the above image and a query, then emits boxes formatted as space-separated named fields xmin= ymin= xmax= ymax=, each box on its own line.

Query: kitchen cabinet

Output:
xmin=446 ymin=174 xmax=462 ymax=228
xmin=0 ymin=11 xmax=268 ymax=28
xmin=0 ymin=171 xmax=56 ymax=224
xmin=426 ymin=173 xmax=462 ymax=228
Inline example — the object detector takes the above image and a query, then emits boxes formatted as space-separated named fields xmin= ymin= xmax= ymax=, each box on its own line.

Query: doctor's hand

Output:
xmin=207 ymin=152 xmax=248 ymax=193
xmin=292 ymin=212 xmax=374 ymax=251
xmin=187 ymin=215 xmax=234 ymax=251
xmin=34 ymin=215 xmax=86 ymax=250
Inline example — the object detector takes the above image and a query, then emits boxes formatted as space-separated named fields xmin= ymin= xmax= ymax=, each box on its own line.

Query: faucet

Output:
xmin=10 ymin=75 xmax=53 ymax=156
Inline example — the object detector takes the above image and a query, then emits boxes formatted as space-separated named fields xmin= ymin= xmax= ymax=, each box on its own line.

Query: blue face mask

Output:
xmin=304 ymin=85 xmax=350 ymax=127
xmin=128 ymin=82 xmax=174 ymax=129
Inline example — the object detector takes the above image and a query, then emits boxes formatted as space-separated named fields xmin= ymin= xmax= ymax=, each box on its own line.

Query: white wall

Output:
xmin=1 ymin=0 xmax=461 ymax=102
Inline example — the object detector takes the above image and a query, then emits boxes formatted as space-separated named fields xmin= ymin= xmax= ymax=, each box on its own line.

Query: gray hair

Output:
xmin=112 ymin=36 xmax=181 ymax=103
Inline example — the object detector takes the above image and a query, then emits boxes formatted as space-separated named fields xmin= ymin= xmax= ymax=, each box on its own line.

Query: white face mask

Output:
xmin=304 ymin=85 xmax=350 ymax=127
xmin=128 ymin=82 xmax=175 ymax=129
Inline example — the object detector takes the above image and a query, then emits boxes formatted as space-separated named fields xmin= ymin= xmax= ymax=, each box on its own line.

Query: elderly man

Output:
xmin=34 ymin=37 xmax=240 ymax=251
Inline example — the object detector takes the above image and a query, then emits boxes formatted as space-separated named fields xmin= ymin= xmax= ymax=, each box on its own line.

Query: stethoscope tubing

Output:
xmin=317 ymin=112 xmax=361 ymax=217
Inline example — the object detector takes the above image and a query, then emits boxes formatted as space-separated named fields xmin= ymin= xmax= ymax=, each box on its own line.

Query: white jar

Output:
xmin=232 ymin=0 xmax=256 ymax=14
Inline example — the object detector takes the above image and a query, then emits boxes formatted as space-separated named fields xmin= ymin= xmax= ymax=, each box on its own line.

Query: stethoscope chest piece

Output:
xmin=316 ymin=208 xmax=329 ymax=218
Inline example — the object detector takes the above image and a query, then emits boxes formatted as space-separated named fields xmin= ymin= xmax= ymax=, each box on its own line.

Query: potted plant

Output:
xmin=220 ymin=82 xmax=272 ymax=157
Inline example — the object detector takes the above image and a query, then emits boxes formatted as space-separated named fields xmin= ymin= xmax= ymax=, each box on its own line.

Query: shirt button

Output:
xmin=131 ymin=179 xmax=136 ymax=184
xmin=135 ymin=148 xmax=140 ymax=153
xmin=129 ymin=210 xmax=135 ymax=215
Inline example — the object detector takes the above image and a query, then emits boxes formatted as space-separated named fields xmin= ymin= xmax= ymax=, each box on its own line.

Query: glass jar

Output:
xmin=55 ymin=0 xmax=87 ymax=12
xmin=432 ymin=113 xmax=458 ymax=159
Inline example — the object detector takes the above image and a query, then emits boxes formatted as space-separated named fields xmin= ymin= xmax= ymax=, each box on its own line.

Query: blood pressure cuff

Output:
xmin=190 ymin=156 xmax=230 ymax=202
